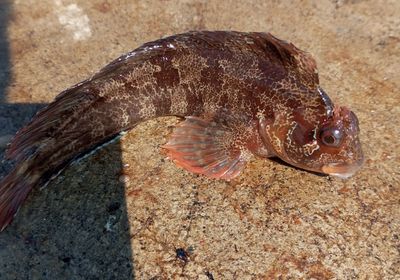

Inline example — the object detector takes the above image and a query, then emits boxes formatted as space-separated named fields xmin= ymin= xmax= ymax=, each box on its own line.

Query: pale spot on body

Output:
xmin=303 ymin=141 xmax=320 ymax=156
xmin=219 ymin=58 xmax=263 ymax=81
xmin=125 ymin=63 xmax=161 ymax=86
xmin=28 ymin=173 xmax=41 ymax=184
xmin=169 ymin=87 xmax=188 ymax=115
xmin=172 ymin=54 xmax=207 ymax=84
xmin=99 ymin=79 xmax=125 ymax=97
xmin=303 ymin=107 xmax=319 ymax=124
xmin=16 ymin=161 xmax=30 ymax=176
xmin=240 ymin=148 xmax=254 ymax=161
xmin=137 ymin=96 xmax=157 ymax=119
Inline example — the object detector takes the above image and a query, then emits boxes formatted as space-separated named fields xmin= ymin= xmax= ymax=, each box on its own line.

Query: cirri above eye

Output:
xmin=320 ymin=127 xmax=343 ymax=147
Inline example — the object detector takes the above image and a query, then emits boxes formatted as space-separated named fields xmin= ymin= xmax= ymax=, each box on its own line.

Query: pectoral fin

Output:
xmin=162 ymin=116 xmax=247 ymax=180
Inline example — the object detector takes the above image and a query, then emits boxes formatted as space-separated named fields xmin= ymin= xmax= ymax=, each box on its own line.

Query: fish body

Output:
xmin=0 ymin=31 xmax=363 ymax=231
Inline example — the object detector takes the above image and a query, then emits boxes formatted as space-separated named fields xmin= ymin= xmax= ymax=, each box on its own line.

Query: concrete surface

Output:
xmin=0 ymin=0 xmax=399 ymax=279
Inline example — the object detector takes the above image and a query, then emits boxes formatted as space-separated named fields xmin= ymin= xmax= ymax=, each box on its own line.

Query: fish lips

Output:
xmin=322 ymin=155 xmax=364 ymax=179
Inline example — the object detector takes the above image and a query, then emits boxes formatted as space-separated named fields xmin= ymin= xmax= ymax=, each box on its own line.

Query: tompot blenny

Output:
xmin=0 ymin=31 xmax=363 ymax=231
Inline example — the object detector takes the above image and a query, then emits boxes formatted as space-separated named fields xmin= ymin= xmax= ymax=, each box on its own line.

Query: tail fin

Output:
xmin=0 ymin=165 xmax=37 ymax=231
xmin=5 ymin=83 xmax=93 ymax=162
xmin=0 ymin=83 xmax=93 ymax=231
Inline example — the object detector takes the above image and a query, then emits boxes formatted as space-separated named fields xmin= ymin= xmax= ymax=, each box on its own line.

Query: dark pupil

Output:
xmin=324 ymin=134 xmax=336 ymax=144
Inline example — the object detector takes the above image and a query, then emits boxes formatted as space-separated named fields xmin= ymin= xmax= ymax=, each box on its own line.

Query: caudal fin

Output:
xmin=0 ymin=168 xmax=36 ymax=231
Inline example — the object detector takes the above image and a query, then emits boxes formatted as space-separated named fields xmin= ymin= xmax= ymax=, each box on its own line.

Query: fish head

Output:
xmin=316 ymin=106 xmax=364 ymax=178
xmin=261 ymin=106 xmax=364 ymax=178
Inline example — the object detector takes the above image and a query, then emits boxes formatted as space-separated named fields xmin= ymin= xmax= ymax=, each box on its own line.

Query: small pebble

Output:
xmin=119 ymin=174 xmax=130 ymax=184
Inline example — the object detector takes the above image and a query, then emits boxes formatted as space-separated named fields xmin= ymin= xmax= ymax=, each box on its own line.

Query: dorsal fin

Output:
xmin=260 ymin=32 xmax=319 ymax=87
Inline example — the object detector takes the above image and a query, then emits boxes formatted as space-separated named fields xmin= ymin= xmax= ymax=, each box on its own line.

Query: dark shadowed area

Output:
xmin=0 ymin=1 xmax=135 ymax=279
xmin=0 ymin=0 xmax=45 ymax=177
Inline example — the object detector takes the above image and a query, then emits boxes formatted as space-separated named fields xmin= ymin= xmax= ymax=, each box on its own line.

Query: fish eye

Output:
xmin=320 ymin=127 xmax=343 ymax=147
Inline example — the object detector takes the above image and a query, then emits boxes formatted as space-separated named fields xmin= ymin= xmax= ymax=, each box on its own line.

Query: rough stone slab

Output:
xmin=0 ymin=0 xmax=399 ymax=279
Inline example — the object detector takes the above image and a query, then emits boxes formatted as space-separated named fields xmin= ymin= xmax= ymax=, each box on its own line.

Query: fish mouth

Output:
xmin=322 ymin=159 xmax=364 ymax=179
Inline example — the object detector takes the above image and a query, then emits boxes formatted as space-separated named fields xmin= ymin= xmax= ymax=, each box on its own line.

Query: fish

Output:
xmin=0 ymin=31 xmax=364 ymax=231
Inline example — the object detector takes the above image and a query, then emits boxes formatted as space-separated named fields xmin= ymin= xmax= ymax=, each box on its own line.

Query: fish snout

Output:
xmin=322 ymin=154 xmax=364 ymax=179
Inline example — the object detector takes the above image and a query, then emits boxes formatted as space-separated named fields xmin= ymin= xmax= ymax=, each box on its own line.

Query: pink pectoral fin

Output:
xmin=162 ymin=117 xmax=247 ymax=180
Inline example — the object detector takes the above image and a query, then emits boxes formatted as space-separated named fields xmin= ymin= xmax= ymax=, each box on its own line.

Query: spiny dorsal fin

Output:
xmin=260 ymin=32 xmax=319 ymax=87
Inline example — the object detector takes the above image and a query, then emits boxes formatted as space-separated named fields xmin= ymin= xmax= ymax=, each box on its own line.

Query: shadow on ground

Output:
xmin=0 ymin=0 xmax=45 ymax=176
xmin=0 ymin=1 xmax=135 ymax=278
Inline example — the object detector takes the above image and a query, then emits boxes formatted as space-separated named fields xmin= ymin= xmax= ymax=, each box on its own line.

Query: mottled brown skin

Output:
xmin=0 ymin=31 xmax=363 ymax=231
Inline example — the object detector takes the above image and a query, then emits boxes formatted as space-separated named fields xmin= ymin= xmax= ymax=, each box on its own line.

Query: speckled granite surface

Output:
xmin=0 ymin=0 xmax=399 ymax=279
